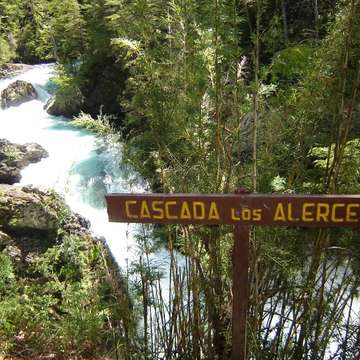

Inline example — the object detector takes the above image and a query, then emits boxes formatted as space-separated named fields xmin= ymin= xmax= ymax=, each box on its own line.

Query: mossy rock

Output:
xmin=0 ymin=185 xmax=60 ymax=238
xmin=0 ymin=80 xmax=37 ymax=109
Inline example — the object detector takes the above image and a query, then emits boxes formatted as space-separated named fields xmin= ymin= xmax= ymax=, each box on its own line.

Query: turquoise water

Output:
xmin=0 ymin=64 xmax=139 ymax=267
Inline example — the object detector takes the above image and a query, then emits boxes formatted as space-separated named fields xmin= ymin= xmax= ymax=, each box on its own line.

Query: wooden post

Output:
xmin=232 ymin=225 xmax=249 ymax=360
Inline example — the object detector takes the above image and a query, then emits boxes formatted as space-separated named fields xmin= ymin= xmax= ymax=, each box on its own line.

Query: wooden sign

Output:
xmin=106 ymin=193 xmax=360 ymax=227
xmin=105 ymin=192 xmax=360 ymax=360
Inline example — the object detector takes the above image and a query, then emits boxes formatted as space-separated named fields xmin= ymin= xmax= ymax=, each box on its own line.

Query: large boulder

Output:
xmin=0 ymin=185 xmax=60 ymax=237
xmin=0 ymin=164 xmax=21 ymax=185
xmin=45 ymin=57 xmax=126 ymax=121
xmin=0 ymin=185 xmax=90 ymax=239
xmin=0 ymin=139 xmax=48 ymax=184
xmin=1 ymin=80 xmax=37 ymax=109
xmin=44 ymin=95 xmax=82 ymax=118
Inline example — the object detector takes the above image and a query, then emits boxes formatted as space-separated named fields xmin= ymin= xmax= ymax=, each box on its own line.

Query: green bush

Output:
xmin=0 ymin=234 xmax=135 ymax=358
xmin=71 ymin=111 xmax=116 ymax=137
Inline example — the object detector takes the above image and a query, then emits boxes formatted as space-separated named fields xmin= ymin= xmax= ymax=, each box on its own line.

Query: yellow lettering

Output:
xmin=231 ymin=208 xmax=241 ymax=221
xmin=274 ymin=203 xmax=286 ymax=221
xmin=208 ymin=202 xmax=220 ymax=220
xmin=180 ymin=201 xmax=191 ymax=219
xmin=125 ymin=200 xmax=138 ymax=219
xmin=165 ymin=201 xmax=178 ymax=219
xmin=287 ymin=203 xmax=296 ymax=221
xmin=253 ymin=209 xmax=262 ymax=221
xmin=152 ymin=201 xmax=164 ymax=219
xmin=242 ymin=208 xmax=251 ymax=221
xmin=331 ymin=203 xmax=344 ymax=223
xmin=346 ymin=203 xmax=360 ymax=222
xmin=316 ymin=203 xmax=330 ymax=222
xmin=193 ymin=202 xmax=205 ymax=220
xmin=140 ymin=201 xmax=151 ymax=218
xmin=302 ymin=203 xmax=315 ymax=222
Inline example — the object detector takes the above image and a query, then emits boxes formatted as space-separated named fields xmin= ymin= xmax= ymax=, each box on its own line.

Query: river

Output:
xmin=0 ymin=64 xmax=139 ymax=268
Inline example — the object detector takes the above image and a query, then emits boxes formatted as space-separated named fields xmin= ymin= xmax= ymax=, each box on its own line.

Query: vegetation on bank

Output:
xmin=1 ymin=0 xmax=360 ymax=359
xmin=0 ymin=185 xmax=135 ymax=359
xmin=71 ymin=111 xmax=116 ymax=137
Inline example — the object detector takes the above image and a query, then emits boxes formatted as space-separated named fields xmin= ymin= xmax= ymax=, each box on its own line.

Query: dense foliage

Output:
xmin=1 ymin=0 xmax=360 ymax=359
xmin=0 ymin=190 xmax=135 ymax=359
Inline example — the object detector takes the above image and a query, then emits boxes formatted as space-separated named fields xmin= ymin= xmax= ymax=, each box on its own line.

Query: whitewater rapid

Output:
xmin=0 ymin=64 xmax=139 ymax=268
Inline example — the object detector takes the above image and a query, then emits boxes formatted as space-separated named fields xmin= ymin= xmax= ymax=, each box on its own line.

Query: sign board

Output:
xmin=106 ymin=193 xmax=360 ymax=227
xmin=105 ymin=192 xmax=360 ymax=360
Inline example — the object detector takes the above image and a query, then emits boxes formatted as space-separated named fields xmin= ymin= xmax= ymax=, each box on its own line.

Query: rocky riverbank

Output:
xmin=0 ymin=141 xmax=134 ymax=358
xmin=0 ymin=183 xmax=133 ymax=358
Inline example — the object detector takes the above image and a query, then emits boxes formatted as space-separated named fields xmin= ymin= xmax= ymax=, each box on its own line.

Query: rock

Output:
xmin=74 ymin=212 xmax=91 ymax=230
xmin=1 ymin=80 xmax=37 ymax=109
xmin=0 ymin=183 xmax=96 ymax=279
xmin=44 ymin=95 xmax=82 ymax=118
xmin=80 ymin=56 xmax=125 ymax=119
xmin=0 ymin=184 xmax=60 ymax=237
xmin=62 ymin=213 xmax=91 ymax=237
xmin=45 ymin=57 xmax=126 ymax=120
xmin=0 ymin=164 xmax=21 ymax=184
xmin=0 ymin=177 xmax=134 ymax=356
xmin=22 ymin=143 xmax=48 ymax=163
xmin=44 ymin=96 xmax=62 ymax=116
xmin=0 ymin=184 xmax=91 ymax=240
xmin=0 ymin=63 xmax=32 ymax=79
xmin=0 ymin=185 xmax=93 ymax=277
xmin=0 ymin=66 xmax=10 ymax=78
xmin=0 ymin=139 xmax=48 ymax=184
xmin=2 ymin=237 xmax=44 ymax=275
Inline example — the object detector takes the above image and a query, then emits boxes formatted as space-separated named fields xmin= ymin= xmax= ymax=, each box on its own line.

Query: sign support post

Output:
xmin=232 ymin=225 xmax=249 ymax=360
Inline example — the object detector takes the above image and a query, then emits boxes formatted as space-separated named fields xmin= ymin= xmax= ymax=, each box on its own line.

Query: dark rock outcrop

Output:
xmin=1 ymin=80 xmax=37 ymax=109
xmin=44 ymin=95 xmax=82 ymax=118
xmin=0 ymin=139 xmax=48 ymax=184
xmin=45 ymin=57 xmax=126 ymax=121
xmin=80 ymin=57 xmax=126 ymax=119
xmin=74 ymin=212 xmax=91 ymax=230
